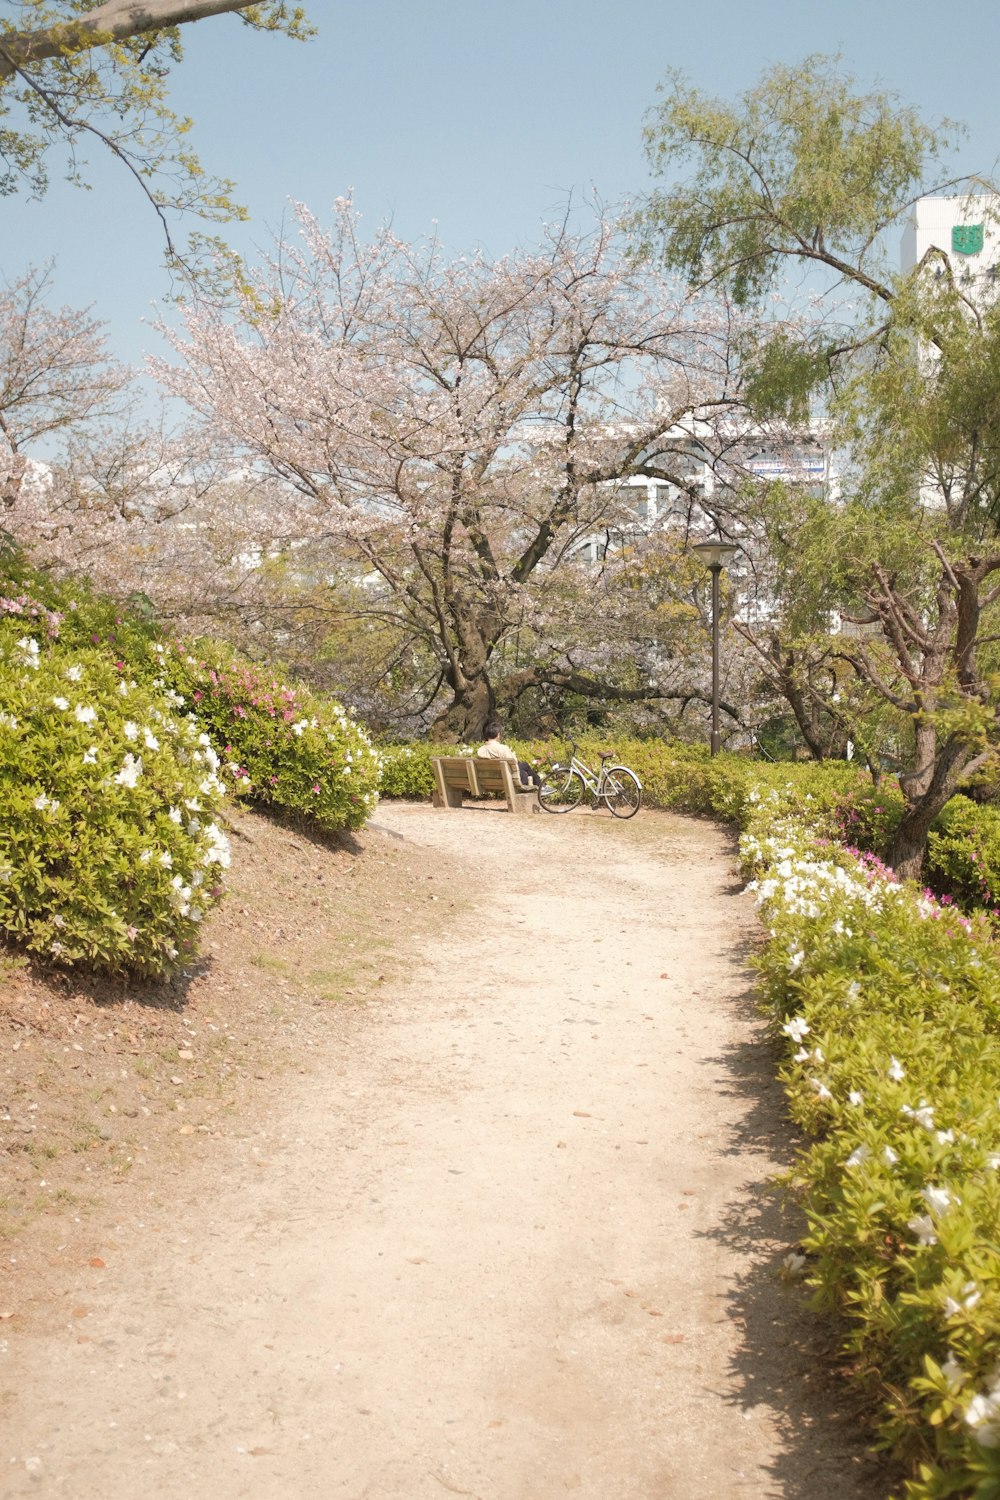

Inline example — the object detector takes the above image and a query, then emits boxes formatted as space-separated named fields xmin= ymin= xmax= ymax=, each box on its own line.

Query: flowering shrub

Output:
xmin=0 ymin=634 xmax=230 ymax=977
xmin=741 ymin=788 xmax=1000 ymax=1497
xmin=926 ymin=796 xmax=1000 ymax=917
xmin=156 ymin=641 xmax=381 ymax=833
xmin=377 ymin=742 xmax=438 ymax=799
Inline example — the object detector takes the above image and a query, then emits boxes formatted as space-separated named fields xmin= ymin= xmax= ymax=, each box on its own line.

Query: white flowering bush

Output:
xmin=156 ymin=640 xmax=381 ymax=833
xmin=377 ymin=742 xmax=445 ymax=799
xmin=0 ymin=636 xmax=230 ymax=977
xmin=741 ymin=788 xmax=1000 ymax=1496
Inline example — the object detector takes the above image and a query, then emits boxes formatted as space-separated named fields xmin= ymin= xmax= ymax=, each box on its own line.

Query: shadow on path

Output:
xmin=706 ymin=955 xmax=899 ymax=1499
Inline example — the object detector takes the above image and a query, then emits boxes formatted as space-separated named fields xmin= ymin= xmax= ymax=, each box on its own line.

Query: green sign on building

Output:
xmin=952 ymin=224 xmax=985 ymax=256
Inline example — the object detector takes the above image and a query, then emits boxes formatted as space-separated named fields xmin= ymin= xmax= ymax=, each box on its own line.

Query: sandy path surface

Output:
xmin=3 ymin=804 xmax=888 ymax=1499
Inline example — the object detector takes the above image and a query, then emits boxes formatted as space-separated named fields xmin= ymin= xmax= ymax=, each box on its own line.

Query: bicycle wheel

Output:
xmin=538 ymin=767 xmax=585 ymax=813
xmin=603 ymin=766 xmax=642 ymax=819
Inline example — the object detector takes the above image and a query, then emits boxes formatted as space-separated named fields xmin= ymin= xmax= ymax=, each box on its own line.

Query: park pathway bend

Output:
xmin=3 ymin=805 xmax=889 ymax=1499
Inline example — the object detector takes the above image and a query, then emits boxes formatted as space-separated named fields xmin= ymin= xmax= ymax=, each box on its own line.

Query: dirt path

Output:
xmin=2 ymin=804 xmax=889 ymax=1499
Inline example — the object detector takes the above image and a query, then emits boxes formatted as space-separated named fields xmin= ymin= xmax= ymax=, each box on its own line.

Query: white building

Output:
xmin=901 ymin=194 xmax=1000 ymax=294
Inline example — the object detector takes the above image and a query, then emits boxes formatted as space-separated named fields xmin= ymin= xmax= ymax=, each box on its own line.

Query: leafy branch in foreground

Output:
xmin=0 ymin=2 xmax=314 ymax=258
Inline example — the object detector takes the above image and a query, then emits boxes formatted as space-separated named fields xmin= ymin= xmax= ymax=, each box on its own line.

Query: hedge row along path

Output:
xmin=4 ymin=803 xmax=893 ymax=1499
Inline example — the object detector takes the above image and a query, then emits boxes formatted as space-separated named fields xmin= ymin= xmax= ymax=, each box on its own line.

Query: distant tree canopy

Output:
xmin=0 ymin=1 xmax=313 ymax=252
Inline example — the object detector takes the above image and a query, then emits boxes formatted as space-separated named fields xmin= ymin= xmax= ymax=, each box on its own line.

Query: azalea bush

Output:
xmin=740 ymin=787 xmax=1000 ymax=1498
xmin=156 ymin=640 xmax=381 ymax=833
xmin=0 ymin=631 xmax=230 ymax=977
xmin=926 ymin=796 xmax=1000 ymax=918
xmin=377 ymin=742 xmax=438 ymax=799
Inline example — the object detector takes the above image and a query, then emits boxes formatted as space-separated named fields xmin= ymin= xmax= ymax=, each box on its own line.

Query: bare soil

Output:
xmin=0 ymin=800 xmax=896 ymax=1499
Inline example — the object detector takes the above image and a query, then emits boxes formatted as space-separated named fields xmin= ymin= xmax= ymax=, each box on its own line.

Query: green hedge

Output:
xmin=680 ymin=768 xmax=1000 ymax=1498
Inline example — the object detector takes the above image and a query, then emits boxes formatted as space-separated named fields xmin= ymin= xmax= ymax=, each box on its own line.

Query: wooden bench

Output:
xmin=431 ymin=755 xmax=539 ymax=815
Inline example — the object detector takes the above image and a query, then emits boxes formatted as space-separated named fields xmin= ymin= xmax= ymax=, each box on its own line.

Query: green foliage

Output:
xmin=0 ymin=627 xmax=229 ymax=976
xmin=0 ymin=2 xmax=314 ymax=258
xmin=376 ymin=743 xmax=439 ymax=800
xmin=739 ymin=329 xmax=832 ymax=423
xmin=926 ymin=798 xmax=1000 ymax=916
xmin=636 ymin=55 xmax=953 ymax=306
xmin=740 ymin=794 xmax=1000 ymax=1495
xmin=156 ymin=639 xmax=381 ymax=833
xmin=0 ymin=548 xmax=384 ymax=979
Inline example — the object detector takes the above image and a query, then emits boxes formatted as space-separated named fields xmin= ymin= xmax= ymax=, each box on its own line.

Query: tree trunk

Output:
xmin=887 ymin=734 xmax=981 ymax=882
xmin=430 ymin=674 xmax=495 ymax=743
xmin=886 ymin=804 xmax=940 ymax=883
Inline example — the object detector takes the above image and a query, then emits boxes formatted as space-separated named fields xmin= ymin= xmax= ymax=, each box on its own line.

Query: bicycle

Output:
xmin=537 ymin=744 xmax=642 ymax=819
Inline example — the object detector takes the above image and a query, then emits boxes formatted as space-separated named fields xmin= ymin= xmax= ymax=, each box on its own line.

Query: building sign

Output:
xmin=952 ymin=224 xmax=985 ymax=256
xmin=747 ymin=457 xmax=826 ymax=478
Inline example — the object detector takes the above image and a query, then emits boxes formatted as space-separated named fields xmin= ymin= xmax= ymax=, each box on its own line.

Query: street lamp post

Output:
xmin=692 ymin=539 xmax=741 ymax=756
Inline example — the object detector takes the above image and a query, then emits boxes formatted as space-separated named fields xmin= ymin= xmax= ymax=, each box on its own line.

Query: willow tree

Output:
xmin=633 ymin=54 xmax=1000 ymax=879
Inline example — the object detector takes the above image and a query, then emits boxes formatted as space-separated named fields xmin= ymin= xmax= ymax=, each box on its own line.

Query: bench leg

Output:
xmin=432 ymin=762 xmax=467 ymax=809
xmin=435 ymin=784 xmax=465 ymax=809
xmin=510 ymin=792 xmax=539 ymax=815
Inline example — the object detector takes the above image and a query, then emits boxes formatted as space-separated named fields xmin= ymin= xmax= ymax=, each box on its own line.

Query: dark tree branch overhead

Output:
xmin=0 ymin=2 xmax=270 ymax=79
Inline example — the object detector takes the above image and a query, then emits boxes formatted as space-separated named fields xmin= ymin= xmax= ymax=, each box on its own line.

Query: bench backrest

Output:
xmin=431 ymin=755 xmax=531 ymax=797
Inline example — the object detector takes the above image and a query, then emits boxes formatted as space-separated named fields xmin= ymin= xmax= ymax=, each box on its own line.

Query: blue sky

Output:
xmin=4 ymin=0 xmax=1000 ymax=377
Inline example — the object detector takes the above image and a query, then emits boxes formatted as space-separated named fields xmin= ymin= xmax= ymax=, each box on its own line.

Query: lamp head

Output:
xmin=692 ymin=539 xmax=741 ymax=570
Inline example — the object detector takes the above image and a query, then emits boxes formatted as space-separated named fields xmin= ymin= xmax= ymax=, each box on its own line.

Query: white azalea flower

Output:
xmin=902 ymin=1101 xmax=935 ymax=1131
xmin=923 ymin=1185 xmax=958 ymax=1216
xmin=74 ymin=705 xmax=97 ymax=724
xmin=113 ymin=753 xmax=142 ymax=789
xmin=888 ymin=1056 xmax=906 ymax=1082
xmin=781 ymin=1016 xmax=810 ymax=1043
xmin=907 ymin=1213 xmax=937 ymax=1246
xmin=65 ymin=664 xmax=83 ymax=681
xmin=966 ymin=1389 xmax=1000 ymax=1447
xmin=51 ymin=695 xmax=69 ymax=711
xmin=122 ymin=721 xmax=138 ymax=741
xmin=944 ymin=1282 xmax=981 ymax=1318
xmin=16 ymin=636 xmax=39 ymax=667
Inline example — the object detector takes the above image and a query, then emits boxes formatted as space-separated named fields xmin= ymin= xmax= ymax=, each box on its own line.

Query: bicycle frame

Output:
xmin=563 ymin=753 xmax=600 ymax=794
xmin=554 ymin=748 xmax=640 ymax=799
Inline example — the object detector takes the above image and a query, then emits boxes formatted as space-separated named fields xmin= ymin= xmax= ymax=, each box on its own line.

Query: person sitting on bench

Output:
xmin=476 ymin=719 xmax=541 ymax=789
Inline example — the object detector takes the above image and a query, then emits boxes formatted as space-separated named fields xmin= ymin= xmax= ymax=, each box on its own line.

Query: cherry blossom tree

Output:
xmin=158 ymin=200 xmax=762 ymax=739
xmin=0 ymin=264 xmax=128 ymax=511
